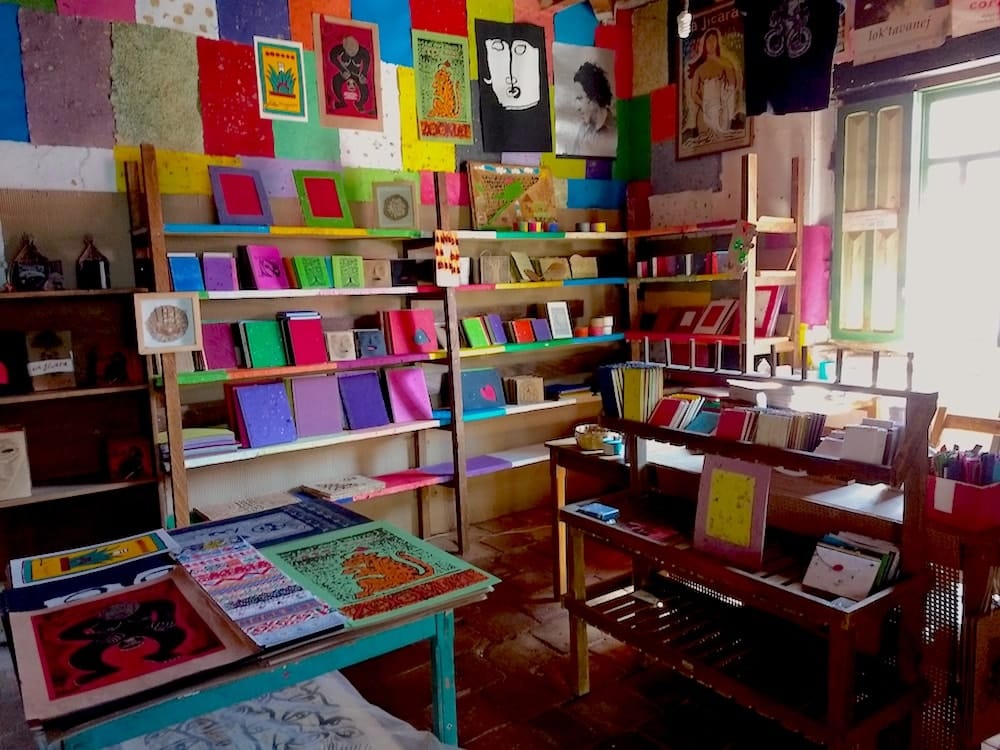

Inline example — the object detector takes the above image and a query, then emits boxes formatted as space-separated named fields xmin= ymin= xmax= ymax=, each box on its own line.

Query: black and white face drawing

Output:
xmin=0 ymin=431 xmax=27 ymax=499
xmin=483 ymin=36 xmax=541 ymax=111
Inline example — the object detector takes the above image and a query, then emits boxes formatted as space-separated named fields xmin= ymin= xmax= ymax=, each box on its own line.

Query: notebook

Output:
xmin=338 ymin=371 xmax=390 ymax=429
xmin=167 ymin=253 xmax=205 ymax=292
xmin=383 ymin=309 xmax=437 ymax=354
xmin=235 ymin=382 xmax=298 ymax=448
xmin=292 ymin=256 xmax=332 ymax=289
xmin=241 ymin=321 xmax=288 ymax=368
xmin=531 ymin=318 xmax=553 ymax=342
xmin=461 ymin=317 xmax=491 ymax=348
xmin=290 ymin=375 xmax=343 ymax=438
xmin=484 ymin=313 xmax=508 ymax=345
xmin=385 ymin=368 xmax=433 ymax=423
xmin=461 ymin=368 xmax=507 ymax=412
xmin=324 ymin=330 xmax=357 ymax=361
xmin=331 ymin=256 xmax=364 ymax=288
xmin=355 ymin=329 xmax=388 ymax=358
xmin=279 ymin=313 xmax=327 ymax=365
xmin=202 ymin=253 xmax=239 ymax=291
xmin=239 ymin=245 xmax=290 ymax=290
xmin=201 ymin=322 xmax=239 ymax=371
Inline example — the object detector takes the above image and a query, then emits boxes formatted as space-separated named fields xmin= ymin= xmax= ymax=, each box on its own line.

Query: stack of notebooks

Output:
xmin=300 ymin=475 xmax=388 ymax=502
xmin=648 ymin=393 xmax=720 ymax=434
xmin=802 ymin=532 xmax=901 ymax=601
xmin=597 ymin=362 xmax=664 ymax=421
xmin=158 ymin=426 xmax=240 ymax=467
xmin=813 ymin=418 xmax=900 ymax=465
xmin=715 ymin=406 xmax=827 ymax=451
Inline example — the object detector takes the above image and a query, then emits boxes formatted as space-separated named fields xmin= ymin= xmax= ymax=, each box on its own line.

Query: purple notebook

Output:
xmin=291 ymin=375 xmax=343 ymax=438
xmin=484 ymin=313 xmax=508 ymax=345
xmin=235 ymin=382 xmax=298 ymax=448
xmin=338 ymin=371 xmax=390 ymax=430
xmin=202 ymin=253 xmax=239 ymax=291
xmin=420 ymin=455 xmax=511 ymax=477
xmin=201 ymin=322 xmax=239 ymax=370
xmin=385 ymin=368 xmax=433 ymax=423
xmin=531 ymin=318 xmax=552 ymax=341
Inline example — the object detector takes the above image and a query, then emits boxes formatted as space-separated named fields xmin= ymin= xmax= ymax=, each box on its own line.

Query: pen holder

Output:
xmin=927 ymin=475 xmax=1000 ymax=531
xmin=602 ymin=433 xmax=624 ymax=456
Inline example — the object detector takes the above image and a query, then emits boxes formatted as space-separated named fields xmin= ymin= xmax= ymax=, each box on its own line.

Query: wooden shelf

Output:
xmin=163 ymin=224 xmax=432 ymax=240
xmin=434 ymin=398 xmax=583 ymax=426
xmin=447 ymin=334 xmax=624 ymax=360
xmin=601 ymin=416 xmax=894 ymax=485
xmin=0 ymin=288 xmax=145 ymax=301
xmin=183 ymin=420 xmax=441 ymax=469
xmin=0 ymin=384 xmax=148 ymax=405
xmin=624 ymin=331 xmax=794 ymax=355
xmin=199 ymin=286 xmax=436 ymax=300
xmin=629 ymin=216 xmax=797 ymax=240
xmin=0 ymin=480 xmax=158 ymax=509
xmin=452 ymin=230 xmax=627 ymax=241
xmin=635 ymin=270 xmax=797 ymax=286
xmin=168 ymin=353 xmax=436 ymax=386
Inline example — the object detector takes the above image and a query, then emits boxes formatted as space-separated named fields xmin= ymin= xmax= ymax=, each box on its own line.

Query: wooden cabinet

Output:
xmin=560 ymin=371 xmax=937 ymax=748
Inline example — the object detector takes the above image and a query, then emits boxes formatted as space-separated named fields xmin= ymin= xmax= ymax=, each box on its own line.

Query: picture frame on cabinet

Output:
xmin=207 ymin=166 xmax=273 ymax=226
xmin=546 ymin=301 xmax=574 ymax=339
xmin=372 ymin=182 xmax=417 ymax=230
xmin=754 ymin=285 xmax=784 ymax=338
xmin=293 ymin=170 xmax=354 ymax=228
xmin=133 ymin=292 xmax=203 ymax=355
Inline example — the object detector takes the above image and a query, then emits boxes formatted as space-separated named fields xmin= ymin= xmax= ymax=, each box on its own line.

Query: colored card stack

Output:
xmin=300 ymin=475 xmax=388 ymax=502
xmin=483 ymin=313 xmax=508 ymax=345
xmin=597 ymin=363 xmax=664 ymax=421
xmin=649 ymin=393 xmax=706 ymax=430
xmin=382 ymin=309 xmax=437 ymax=354
xmin=290 ymin=375 xmax=343 ymax=438
xmin=802 ymin=532 xmax=901 ymax=601
xmin=278 ymin=311 xmax=327 ymax=366
xmin=331 ymin=255 xmax=364 ymax=288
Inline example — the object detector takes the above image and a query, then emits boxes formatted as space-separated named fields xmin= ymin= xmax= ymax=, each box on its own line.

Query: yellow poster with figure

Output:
xmin=255 ymin=36 xmax=308 ymax=122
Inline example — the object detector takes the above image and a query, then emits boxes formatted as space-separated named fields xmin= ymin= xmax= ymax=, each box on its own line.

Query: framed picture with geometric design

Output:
xmin=208 ymin=166 xmax=273 ymax=226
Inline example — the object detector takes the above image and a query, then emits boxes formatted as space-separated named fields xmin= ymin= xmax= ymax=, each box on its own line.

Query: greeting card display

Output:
xmin=694 ymin=455 xmax=771 ymax=570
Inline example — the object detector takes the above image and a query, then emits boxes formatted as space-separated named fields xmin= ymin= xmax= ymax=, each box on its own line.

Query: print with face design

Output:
xmin=483 ymin=37 xmax=541 ymax=111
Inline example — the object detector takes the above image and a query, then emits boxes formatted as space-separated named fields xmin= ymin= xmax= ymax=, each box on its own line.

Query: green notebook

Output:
xmin=241 ymin=320 xmax=288 ymax=368
xmin=461 ymin=317 xmax=491 ymax=348
xmin=331 ymin=256 xmax=364 ymax=288
xmin=293 ymin=256 xmax=332 ymax=289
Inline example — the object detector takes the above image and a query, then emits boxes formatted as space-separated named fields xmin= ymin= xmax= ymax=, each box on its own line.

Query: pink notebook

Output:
xmin=383 ymin=309 xmax=437 ymax=355
xmin=385 ymin=367 xmax=433 ymax=423
xmin=245 ymin=245 xmax=290 ymax=290
xmin=201 ymin=322 xmax=239 ymax=370
xmin=291 ymin=375 xmax=343 ymax=438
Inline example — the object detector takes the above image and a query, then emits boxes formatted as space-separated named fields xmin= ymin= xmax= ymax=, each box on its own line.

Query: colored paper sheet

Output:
xmin=566 ymin=178 xmax=625 ymax=209
xmin=263 ymin=521 xmax=498 ymax=626
xmin=410 ymin=0 xmax=466 ymax=36
xmin=541 ymin=153 xmax=586 ymax=180
xmin=352 ymin=0 xmax=413 ymax=66
xmin=272 ymin=51 xmax=340 ymax=161
xmin=466 ymin=0 xmax=513 ymax=79
xmin=198 ymin=37 xmax=274 ymax=158
xmin=631 ymin=0 xmax=668 ymax=97
xmin=650 ymin=141 xmax=722 ymax=195
xmin=342 ymin=167 xmax=418 ymax=203
xmin=626 ymin=179 xmax=651 ymax=230
xmin=288 ymin=0 xmax=349 ymax=50
xmin=586 ymin=159 xmax=612 ymax=180
xmin=553 ymin=1 xmax=596 ymax=45
xmin=419 ymin=171 xmax=435 ymax=204
xmin=613 ymin=95 xmax=650 ymax=181
xmin=412 ymin=30 xmax=474 ymax=144
xmin=110 ymin=24 xmax=203 ymax=153
xmin=594 ymin=18 xmax=617 ymax=50
xmin=0 ymin=143 xmax=114 ymax=191
xmin=614 ymin=7 xmax=633 ymax=100
xmin=501 ymin=152 xmax=541 ymax=166
xmin=238 ymin=156 xmax=338 ymax=197
xmin=0 ymin=5 xmax=26 ymax=143
xmin=513 ymin=0 xmax=554 ymax=84
xmin=216 ymin=0 xmax=289 ymax=45
xmin=398 ymin=67 xmax=456 ymax=172
xmin=20 ymin=10 xmax=113 ymax=148
xmin=56 ymin=0 xmax=133 ymax=21
xmin=136 ymin=0 xmax=218 ymax=38
xmin=2 ymin=0 xmax=53 ymax=9
xmin=339 ymin=62 xmax=403 ymax=170
xmin=650 ymin=84 xmax=677 ymax=143
xmin=446 ymin=171 xmax=468 ymax=206
xmin=113 ymin=146 xmax=239 ymax=194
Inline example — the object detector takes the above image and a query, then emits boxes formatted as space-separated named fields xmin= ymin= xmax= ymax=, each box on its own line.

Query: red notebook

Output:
xmin=649 ymin=398 xmax=685 ymax=428
xmin=383 ymin=309 xmax=437 ymax=354
xmin=509 ymin=319 xmax=535 ymax=343
xmin=716 ymin=408 xmax=750 ymax=442
xmin=285 ymin=317 xmax=328 ymax=365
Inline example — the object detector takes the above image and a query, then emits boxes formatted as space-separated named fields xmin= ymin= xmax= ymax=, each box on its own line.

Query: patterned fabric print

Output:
xmin=340 ymin=568 xmax=490 ymax=621
xmin=178 ymin=537 xmax=345 ymax=648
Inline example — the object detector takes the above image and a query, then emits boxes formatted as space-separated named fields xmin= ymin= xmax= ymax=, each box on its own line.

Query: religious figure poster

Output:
xmin=852 ymin=0 xmax=949 ymax=64
xmin=678 ymin=3 xmax=751 ymax=160
xmin=553 ymin=42 xmax=617 ymax=158
xmin=254 ymin=36 xmax=308 ymax=122
xmin=475 ymin=20 xmax=552 ymax=153
xmin=314 ymin=15 xmax=383 ymax=132
xmin=412 ymin=30 xmax=474 ymax=144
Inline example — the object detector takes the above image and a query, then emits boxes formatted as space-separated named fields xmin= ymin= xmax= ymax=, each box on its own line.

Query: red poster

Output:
xmin=314 ymin=15 xmax=383 ymax=132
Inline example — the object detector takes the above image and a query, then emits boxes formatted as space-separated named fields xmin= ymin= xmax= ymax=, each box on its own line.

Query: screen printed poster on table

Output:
xmin=412 ymin=30 xmax=474 ymax=144
xmin=693 ymin=455 xmax=771 ymax=570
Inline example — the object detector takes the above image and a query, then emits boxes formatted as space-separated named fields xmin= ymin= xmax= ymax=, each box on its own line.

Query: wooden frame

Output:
xmin=293 ymin=170 xmax=354 ymax=229
xmin=207 ymin=166 xmax=273 ymax=226
xmin=466 ymin=161 xmax=555 ymax=230
xmin=133 ymin=292 xmax=203 ymax=355
xmin=372 ymin=181 xmax=418 ymax=230
xmin=753 ymin=285 xmax=783 ymax=338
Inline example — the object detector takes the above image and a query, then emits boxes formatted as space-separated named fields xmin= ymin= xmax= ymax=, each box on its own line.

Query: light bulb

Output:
xmin=677 ymin=9 xmax=692 ymax=38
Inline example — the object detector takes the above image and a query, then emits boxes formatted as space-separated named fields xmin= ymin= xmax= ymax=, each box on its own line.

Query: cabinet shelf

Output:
xmin=434 ymin=398 xmax=584 ymax=426
xmin=624 ymin=331 xmax=794 ymax=354
xmin=163 ymin=224 xmax=432 ymax=240
xmin=0 ymin=288 xmax=145 ymax=301
xmin=635 ymin=270 xmax=797 ymax=286
xmin=566 ymin=571 xmax=918 ymax=746
xmin=166 ymin=354 xmax=437 ymax=386
xmin=629 ymin=217 xmax=797 ymax=240
xmin=0 ymin=384 xmax=148 ymax=406
xmin=0 ymin=480 xmax=158 ymax=509
xmin=198 ymin=286 xmax=436 ymax=300
xmin=452 ymin=230 xmax=626 ymax=241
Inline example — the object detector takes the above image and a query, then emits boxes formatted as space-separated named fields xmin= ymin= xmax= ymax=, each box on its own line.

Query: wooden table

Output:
xmin=33 ymin=600 xmax=477 ymax=749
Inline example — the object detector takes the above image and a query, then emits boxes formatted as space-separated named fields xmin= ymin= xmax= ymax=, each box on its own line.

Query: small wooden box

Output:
xmin=363 ymin=259 xmax=392 ymax=288
xmin=504 ymin=375 xmax=544 ymax=405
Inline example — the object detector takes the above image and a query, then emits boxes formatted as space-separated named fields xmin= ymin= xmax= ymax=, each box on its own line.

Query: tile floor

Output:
xmin=0 ymin=506 xmax=822 ymax=749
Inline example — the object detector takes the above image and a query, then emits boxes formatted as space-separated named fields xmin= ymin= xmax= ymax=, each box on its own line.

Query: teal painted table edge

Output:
xmin=56 ymin=610 xmax=458 ymax=749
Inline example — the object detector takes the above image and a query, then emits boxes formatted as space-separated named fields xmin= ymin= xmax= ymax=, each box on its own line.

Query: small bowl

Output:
xmin=575 ymin=424 xmax=607 ymax=451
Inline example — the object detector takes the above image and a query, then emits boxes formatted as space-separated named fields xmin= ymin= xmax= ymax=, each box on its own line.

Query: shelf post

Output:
xmin=739 ymin=153 xmax=758 ymax=374
xmin=442 ymin=286 xmax=469 ymax=553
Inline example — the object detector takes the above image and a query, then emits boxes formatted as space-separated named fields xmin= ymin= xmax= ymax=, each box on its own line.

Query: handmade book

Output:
xmin=26 ymin=330 xmax=75 ymax=391
xmin=201 ymin=322 xmax=239 ymax=371
xmin=694 ymin=455 xmax=771 ymax=570
xmin=484 ymin=313 xmax=508 ymax=345
xmin=338 ymin=371 xmax=390 ymax=430
xmin=300 ymin=475 xmax=388 ymax=502
xmin=385 ymin=367 xmax=433 ymax=422
xmin=202 ymin=252 xmax=239 ymax=291
xmin=461 ymin=317 xmax=491 ymax=348
xmin=236 ymin=382 xmax=298 ymax=448
xmin=167 ymin=253 xmax=205 ymax=292
xmin=509 ymin=319 xmax=535 ymax=343
xmin=531 ymin=318 xmax=553 ymax=342
xmin=331 ymin=255 xmax=364 ymax=288
xmin=239 ymin=245 xmax=290 ymax=290
xmin=324 ymin=330 xmax=357 ymax=361
xmin=383 ymin=309 xmax=436 ymax=354
xmin=241 ymin=321 xmax=288 ymax=368
xmin=10 ymin=568 xmax=256 ymax=722
xmin=280 ymin=313 xmax=327 ymax=365
xmin=283 ymin=257 xmax=300 ymax=288
xmin=461 ymin=367 xmax=506 ymax=412
xmin=354 ymin=329 xmax=388 ymax=358
xmin=802 ymin=542 xmax=882 ymax=601
xmin=290 ymin=375 xmax=343 ymax=438
xmin=363 ymin=259 xmax=392 ymax=288
xmin=292 ymin=256 xmax=332 ymax=289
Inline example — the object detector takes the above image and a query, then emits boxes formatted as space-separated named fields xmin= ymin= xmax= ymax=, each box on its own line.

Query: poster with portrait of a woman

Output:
xmin=678 ymin=3 xmax=751 ymax=160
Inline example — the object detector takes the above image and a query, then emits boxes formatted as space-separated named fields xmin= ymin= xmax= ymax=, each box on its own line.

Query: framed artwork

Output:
xmin=546 ymin=301 xmax=574 ymax=340
xmin=672 ymin=306 xmax=703 ymax=334
xmin=692 ymin=298 xmax=737 ymax=335
xmin=105 ymin=436 xmax=154 ymax=482
xmin=313 ymin=15 xmax=382 ymax=132
xmin=372 ymin=181 xmax=417 ymax=230
xmin=467 ymin=161 xmax=555 ymax=230
xmin=207 ymin=166 xmax=273 ymax=226
xmin=553 ymin=42 xmax=617 ymax=158
xmin=754 ymin=285 xmax=784 ymax=338
xmin=254 ymin=36 xmax=308 ymax=122
xmin=412 ymin=30 xmax=473 ymax=144
xmin=133 ymin=293 xmax=203 ymax=355
xmin=677 ymin=3 xmax=752 ymax=160
xmin=694 ymin=455 xmax=771 ymax=570
xmin=292 ymin=170 xmax=354 ymax=228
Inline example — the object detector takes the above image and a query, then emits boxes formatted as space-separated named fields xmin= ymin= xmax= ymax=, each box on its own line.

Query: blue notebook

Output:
xmin=461 ymin=367 xmax=507 ymax=412
xmin=338 ymin=371 xmax=390 ymax=430
xmin=531 ymin=318 xmax=552 ymax=342
xmin=168 ymin=253 xmax=205 ymax=292
xmin=235 ymin=382 xmax=298 ymax=448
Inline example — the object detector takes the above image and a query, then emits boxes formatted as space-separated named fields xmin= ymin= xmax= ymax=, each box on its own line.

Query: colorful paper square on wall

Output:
xmin=631 ymin=0 xmax=668 ymax=96
xmin=288 ymin=0 xmax=350 ymax=50
xmin=398 ymin=67 xmax=456 ymax=172
xmin=339 ymin=62 xmax=403 ymax=170
xmin=651 ymin=84 xmax=677 ymax=143
xmin=410 ymin=0 xmax=466 ymax=36
xmin=271 ymin=51 xmax=340 ymax=161
xmin=412 ymin=30 xmax=473 ymax=144
xmin=56 ymin=0 xmax=134 ymax=22
xmin=136 ymin=0 xmax=218 ymax=38
xmin=110 ymin=23 xmax=203 ymax=153
xmin=2 ymin=0 xmax=54 ymax=10
xmin=613 ymin=95 xmax=650 ymax=181
xmin=351 ymin=0 xmax=413 ymax=67
xmin=512 ymin=0 xmax=554 ymax=83
xmin=198 ymin=37 xmax=274 ymax=158
xmin=466 ymin=0 xmax=513 ymax=79
xmin=216 ymin=0 xmax=289 ymax=45
xmin=553 ymin=1 xmax=596 ymax=45
xmin=0 ymin=6 xmax=28 ymax=143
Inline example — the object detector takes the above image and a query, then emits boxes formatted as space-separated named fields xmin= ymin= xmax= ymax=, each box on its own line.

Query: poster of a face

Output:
xmin=314 ymin=15 xmax=383 ymax=132
xmin=678 ymin=4 xmax=751 ymax=160
xmin=852 ymin=0 xmax=949 ymax=63
xmin=413 ymin=30 xmax=474 ymax=144
xmin=553 ymin=43 xmax=617 ymax=158
xmin=475 ymin=20 xmax=551 ymax=153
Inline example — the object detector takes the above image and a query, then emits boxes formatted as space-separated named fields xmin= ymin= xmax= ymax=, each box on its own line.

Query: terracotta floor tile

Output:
xmin=484 ymin=631 xmax=560 ymax=674
xmin=531 ymin=615 xmax=607 ymax=654
xmin=455 ymin=649 xmax=508 ymax=694
xmin=520 ymin=593 xmax=565 ymax=624
xmin=480 ymin=673 xmax=572 ymax=723
xmin=480 ymin=530 xmax=542 ymax=554
xmin=528 ymin=706 xmax=602 ymax=748
xmin=464 ymin=607 xmax=540 ymax=643
xmin=456 ymin=691 xmax=512 ymax=745
xmin=565 ymin=684 xmax=661 ymax=738
xmin=465 ymin=722 xmax=561 ymax=749
xmin=591 ymin=731 xmax=666 ymax=750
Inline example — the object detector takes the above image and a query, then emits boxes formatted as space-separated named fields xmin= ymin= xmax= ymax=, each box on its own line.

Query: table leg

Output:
xmin=551 ymin=452 xmax=568 ymax=600
xmin=568 ymin=526 xmax=590 ymax=697
xmin=430 ymin=611 xmax=458 ymax=745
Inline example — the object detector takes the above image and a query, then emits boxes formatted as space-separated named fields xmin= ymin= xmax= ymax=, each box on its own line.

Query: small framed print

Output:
xmin=373 ymin=181 xmax=417 ymax=230
xmin=672 ymin=306 xmax=703 ymax=334
xmin=754 ymin=285 xmax=785 ymax=338
xmin=293 ymin=170 xmax=354 ymax=228
xmin=134 ymin=293 xmax=203 ymax=355
xmin=693 ymin=299 xmax=738 ymax=336
xmin=207 ymin=166 xmax=273 ymax=226
xmin=694 ymin=455 xmax=771 ymax=570
xmin=546 ymin=301 xmax=574 ymax=340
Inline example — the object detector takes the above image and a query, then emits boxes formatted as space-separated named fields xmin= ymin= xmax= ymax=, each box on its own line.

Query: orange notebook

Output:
xmin=509 ymin=319 xmax=535 ymax=343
